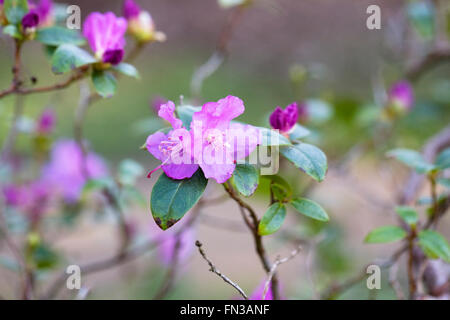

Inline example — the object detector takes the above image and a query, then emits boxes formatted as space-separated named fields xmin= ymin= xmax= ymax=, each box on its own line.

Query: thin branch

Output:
xmin=195 ymin=240 xmax=248 ymax=300
xmin=262 ymin=245 xmax=302 ymax=300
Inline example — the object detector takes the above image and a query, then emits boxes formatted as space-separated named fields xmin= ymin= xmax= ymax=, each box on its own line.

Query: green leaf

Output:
xmin=32 ymin=244 xmax=59 ymax=270
xmin=3 ymin=24 xmax=22 ymax=39
xmin=118 ymin=159 xmax=144 ymax=186
xmin=435 ymin=147 xmax=450 ymax=170
xmin=36 ymin=27 xmax=85 ymax=46
xmin=290 ymin=197 xmax=329 ymax=222
xmin=387 ymin=149 xmax=436 ymax=174
xmin=258 ymin=202 xmax=287 ymax=236
xmin=92 ymin=70 xmax=117 ymax=98
xmin=82 ymin=178 xmax=115 ymax=195
xmin=258 ymin=127 xmax=292 ymax=147
xmin=289 ymin=124 xmax=310 ymax=141
xmin=418 ymin=230 xmax=450 ymax=262
xmin=218 ymin=0 xmax=246 ymax=9
xmin=395 ymin=206 xmax=418 ymax=226
xmin=51 ymin=44 xmax=95 ymax=74
xmin=281 ymin=143 xmax=327 ymax=182
xmin=232 ymin=164 xmax=259 ymax=197
xmin=4 ymin=0 xmax=28 ymax=25
xmin=262 ymin=175 xmax=293 ymax=201
xmin=176 ymin=105 xmax=201 ymax=130
xmin=113 ymin=62 xmax=140 ymax=79
xmin=151 ymin=169 xmax=208 ymax=230
xmin=408 ymin=1 xmax=435 ymax=39
xmin=437 ymin=178 xmax=450 ymax=189
xmin=364 ymin=226 xmax=407 ymax=244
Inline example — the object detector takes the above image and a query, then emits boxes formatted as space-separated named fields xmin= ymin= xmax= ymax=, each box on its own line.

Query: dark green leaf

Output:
xmin=4 ymin=0 xmax=28 ymax=25
xmin=258 ymin=127 xmax=291 ymax=147
xmin=364 ymin=226 xmax=407 ymax=244
xmin=395 ymin=206 xmax=418 ymax=226
xmin=177 ymin=105 xmax=202 ymax=130
xmin=36 ymin=27 xmax=85 ymax=46
xmin=435 ymin=147 xmax=450 ymax=170
xmin=281 ymin=143 xmax=327 ymax=182
xmin=51 ymin=44 xmax=95 ymax=74
xmin=418 ymin=230 xmax=450 ymax=262
xmin=32 ymin=244 xmax=59 ymax=270
xmin=258 ymin=202 xmax=287 ymax=236
xmin=290 ymin=197 xmax=329 ymax=222
xmin=151 ymin=169 xmax=208 ymax=230
xmin=387 ymin=149 xmax=436 ymax=174
xmin=232 ymin=164 xmax=259 ymax=197
xmin=92 ymin=70 xmax=117 ymax=98
xmin=112 ymin=62 xmax=140 ymax=79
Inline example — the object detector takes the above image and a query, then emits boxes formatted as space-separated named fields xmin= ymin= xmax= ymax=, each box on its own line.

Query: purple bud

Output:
xmin=37 ymin=108 xmax=56 ymax=134
xmin=21 ymin=11 xmax=40 ymax=29
xmin=123 ymin=0 xmax=141 ymax=19
xmin=269 ymin=102 xmax=299 ymax=133
xmin=102 ymin=49 xmax=124 ymax=65
xmin=388 ymin=81 xmax=414 ymax=112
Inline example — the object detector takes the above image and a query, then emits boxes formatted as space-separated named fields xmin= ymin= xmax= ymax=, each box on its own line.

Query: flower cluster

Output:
xmin=145 ymin=96 xmax=261 ymax=183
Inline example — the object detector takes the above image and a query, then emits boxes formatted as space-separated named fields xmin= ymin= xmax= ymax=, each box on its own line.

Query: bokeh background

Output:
xmin=0 ymin=0 xmax=449 ymax=299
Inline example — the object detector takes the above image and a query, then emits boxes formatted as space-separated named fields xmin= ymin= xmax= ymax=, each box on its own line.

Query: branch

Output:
xmin=195 ymin=240 xmax=248 ymax=300
xmin=406 ymin=46 xmax=450 ymax=81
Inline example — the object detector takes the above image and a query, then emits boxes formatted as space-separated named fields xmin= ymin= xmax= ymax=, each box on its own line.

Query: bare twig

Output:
xmin=195 ymin=240 xmax=248 ymax=300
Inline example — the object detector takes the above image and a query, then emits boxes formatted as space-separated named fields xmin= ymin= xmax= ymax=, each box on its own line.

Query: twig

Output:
xmin=195 ymin=240 xmax=248 ymax=300
xmin=388 ymin=262 xmax=405 ymax=300
xmin=262 ymin=245 xmax=302 ymax=300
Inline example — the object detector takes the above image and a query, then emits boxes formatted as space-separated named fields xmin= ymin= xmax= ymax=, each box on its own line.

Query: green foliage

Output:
xmin=258 ymin=202 xmax=287 ymax=236
xmin=3 ymin=24 xmax=22 ymax=39
xmin=51 ymin=44 xmax=96 ymax=74
xmin=35 ymin=27 xmax=85 ymax=46
xmin=4 ymin=0 xmax=28 ymax=25
xmin=364 ymin=226 xmax=407 ymax=243
xmin=435 ymin=147 xmax=450 ymax=170
xmin=395 ymin=206 xmax=418 ymax=226
xmin=232 ymin=164 xmax=259 ymax=197
xmin=387 ymin=149 xmax=436 ymax=174
xmin=150 ymin=170 xmax=208 ymax=230
xmin=176 ymin=105 xmax=201 ymax=130
xmin=289 ymin=124 xmax=310 ymax=141
xmin=290 ymin=197 xmax=329 ymax=222
xmin=281 ymin=143 xmax=327 ymax=182
xmin=258 ymin=127 xmax=291 ymax=147
xmin=113 ymin=62 xmax=140 ymax=79
xmin=262 ymin=175 xmax=293 ymax=202
xmin=92 ymin=70 xmax=117 ymax=98
xmin=117 ymin=159 xmax=145 ymax=186
xmin=418 ymin=230 xmax=450 ymax=262
xmin=407 ymin=0 xmax=435 ymax=39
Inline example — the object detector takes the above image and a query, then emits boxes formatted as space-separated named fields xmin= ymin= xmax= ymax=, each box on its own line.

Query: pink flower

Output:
xmin=83 ymin=12 xmax=127 ymax=65
xmin=31 ymin=0 xmax=53 ymax=27
xmin=269 ymin=102 xmax=298 ymax=133
xmin=146 ymin=101 xmax=198 ymax=179
xmin=249 ymin=281 xmax=273 ymax=300
xmin=191 ymin=96 xmax=260 ymax=183
xmin=42 ymin=140 xmax=108 ymax=203
xmin=37 ymin=108 xmax=56 ymax=134
xmin=123 ymin=0 xmax=140 ymax=19
xmin=123 ymin=0 xmax=165 ymax=43
xmin=387 ymin=81 xmax=414 ymax=112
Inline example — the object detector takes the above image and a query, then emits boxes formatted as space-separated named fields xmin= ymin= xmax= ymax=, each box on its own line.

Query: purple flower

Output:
xmin=249 ymin=281 xmax=273 ymax=300
xmin=387 ymin=81 xmax=414 ymax=112
xmin=2 ymin=184 xmax=25 ymax=207
xmin=37 ymin=108 xmax=56 ymax=134
xmin=123 ymin=0 xmax=165 ymax=43
xmin=83 ymin=12 xmax=127 ymax=65
xmin=30 ymin=0 xmax=53 ymax=27
xmin=123 ymin=0 xmax=140 ymax=19
xmin=269 ymin=102 xmax=299 ymax=133
xmin=21 ymin=11 xmax=39 ymax=29
xmin=146 ymin=101 xmax=198 ymax=179
xmin=191 ymin=96 xmax=260 ymax=183
xmin=42 ymin=140 xmax=108 ymax=203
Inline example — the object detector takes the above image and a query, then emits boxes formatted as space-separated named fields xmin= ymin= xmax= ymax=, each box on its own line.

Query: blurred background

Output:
xmin=0 ymin=0 xmax=449 ymax=299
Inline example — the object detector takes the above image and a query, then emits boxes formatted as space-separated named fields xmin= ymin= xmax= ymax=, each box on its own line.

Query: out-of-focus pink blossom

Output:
xmin=123 ymin=0 xmax=165 ymax=43
xmin=83 ymin=12 xmax=127 ymax=65
xmin=30 ymin=0 xmax=53 ymax=27
xmin=269 ymin=102 xmax=298 ymax=133
xmin=37 ymin=108 xmax=56 ymax=134
xmin=21 ymin=11 xmax=39 ymax=29
xmin=387 ymin=81 xmax=414 ymax=113
xmin=249 ymin=281 xmax=273 ymax=300
xmin=42 ymin=140 xmax=108 ymax=203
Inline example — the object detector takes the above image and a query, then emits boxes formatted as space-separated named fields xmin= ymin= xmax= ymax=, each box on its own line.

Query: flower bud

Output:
xmin=269 ymin=102 xmax=299 ymax=133
xmin=123 ymin=0 xmax=166 ymax=43
xmin=22 ymin=11 xmax=39 ymax=29
xmin=387 ymin=81 xmax=414 ymax=112
xmin=37 ymin=108 xmax=56 ymax=134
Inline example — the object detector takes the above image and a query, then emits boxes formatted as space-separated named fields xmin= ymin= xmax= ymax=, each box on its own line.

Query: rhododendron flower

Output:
xmin=36 ymin=108 xmax=55 ymax=134
xmin=21 ymin=11 xmax=39 ymax=30
xmin=269 ymin=102 xmax=298 ymax=133
xmin=387 ymin=81 xmax=414 ymax=113
xmin=146 ymin=101 xmax=198 ymax=179
xmin=249 ymin=281 xmax=273 ymax=300
xmin=191 ymin=96 xmax=260 ymax=183
xmin=30 ymin=0 xmax=53 ymax=27
xmin=123 ymin=0 xmax=166 ymax=43
xmin=83 ymin=12 xmax=127 ymax=65
xmin=42 ymin=140 xmax=108 ymax=203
